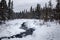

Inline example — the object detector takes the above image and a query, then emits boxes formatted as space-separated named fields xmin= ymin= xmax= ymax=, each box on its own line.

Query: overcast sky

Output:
xmin=1 ymin=0 xmax=57 ymax=12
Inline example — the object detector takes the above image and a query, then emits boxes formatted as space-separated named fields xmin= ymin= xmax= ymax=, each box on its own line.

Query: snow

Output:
xmin=0 ymin=19 xmax=60 ymax=40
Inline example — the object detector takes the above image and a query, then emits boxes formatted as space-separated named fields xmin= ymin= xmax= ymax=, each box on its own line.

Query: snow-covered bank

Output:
xmin=0 ymin=19 xmax=60 ymax=40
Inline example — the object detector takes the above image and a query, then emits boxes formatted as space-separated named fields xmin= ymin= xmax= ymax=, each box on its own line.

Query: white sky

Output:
xmin=0 ymin=0 xmax=57 ymax=12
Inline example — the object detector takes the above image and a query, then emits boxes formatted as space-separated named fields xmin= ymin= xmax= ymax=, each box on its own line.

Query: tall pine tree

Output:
xmin=56 ymin=0 xmax=60 ymax=12
xmin=0 ymin=0 xmax=8 ymax=21
xmin=35 ymin=4 xmax=41 ymax=19
xmin=8 ymin=0 xmax=14 ymax=19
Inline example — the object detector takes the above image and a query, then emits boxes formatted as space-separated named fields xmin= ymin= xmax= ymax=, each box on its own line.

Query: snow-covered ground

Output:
xmin=0 ymin=19 xmax=60 ymax=40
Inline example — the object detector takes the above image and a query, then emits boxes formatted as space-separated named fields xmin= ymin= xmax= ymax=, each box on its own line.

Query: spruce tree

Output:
xmin=44 ymin=3 xmax=48 ymax=21
xmin=8 ymin=0 xmax=14 ymax=19
xmin=56 ymin=0 xmax=60 ymax=20
xmin=35 ymin=4 xmax=41 ymax=19
xmin=1 ymin=0 xmax=8 ymax=21
xmin=48 ymin=0 xmax=52 ymax=9
xmin=30 ymin=6 xmax=33 ymax=12
xmin=56 ymin=0 xmax=60 ymax=12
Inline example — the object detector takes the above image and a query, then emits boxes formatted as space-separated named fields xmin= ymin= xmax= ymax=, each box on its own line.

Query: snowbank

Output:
xmin=0 ymin=19 xmax=60 ymax=40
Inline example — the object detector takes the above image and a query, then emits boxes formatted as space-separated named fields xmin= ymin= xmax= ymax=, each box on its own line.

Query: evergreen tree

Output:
xmin=0 ymin=0 xmax=8 ymax=21
xmin=30 ymin=6 xmax=33 ymax=12
xmin=48 ymin=0 xmax=52 ymax=9
xmin=35 ymin=4 xmax=41 ymax=12
xmin=55 ymin=0 xmax=60 ymax=20
xmin=48 ymin=0 xmax=53 ymax=20
xmin=44 ymin=3 xmax=48 ymax=21
xmin=30 ymin=6 xmax=35 ymax=18
xmin=56 ymin=0 xmax=60 ymax=12
xmin=8 ymin=0 xmax=14 ymax=19
xmin=35 ymin=4 xmax=41 ymax=19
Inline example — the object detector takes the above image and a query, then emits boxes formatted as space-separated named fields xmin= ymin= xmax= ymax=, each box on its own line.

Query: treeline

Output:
xmin=14 ymin=0 xmax=60 ymax=20
xmin=0 ymin=0 xmax=60 ymax=22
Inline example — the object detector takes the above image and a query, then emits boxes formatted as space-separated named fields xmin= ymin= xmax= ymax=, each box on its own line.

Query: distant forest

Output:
xmin=0 ymin=0 xmax=60 ymax=21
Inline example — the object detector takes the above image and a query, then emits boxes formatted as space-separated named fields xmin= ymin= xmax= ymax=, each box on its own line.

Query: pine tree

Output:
xmin=30 ymin=6 xmax=33 ymax=12
xmin=35 ymin=4 xmax=41 ymax=19
xmin=30 ymin=6 xmax=35 ymax=18
xmin=35 ymin=4 xmax=41 ymax=12
xmin=48 ymin=0 xmax=53 ymax=20
xmin=0 ymin=0 xmax=8 ymax=21
xmin=48 ymin=0 xmax=52 ymax=9
xmin=56 ymin=0 xmax=60 ymax=12
xmin=44 ymin=3 xmax=48 ymax=21
xmin=55 ymin=0 xmax=60 ymax=20
xmin=11 ymin=1 xmax=13 ymax=9
xmin=8 ymin=0 xmax=14 ymax=19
